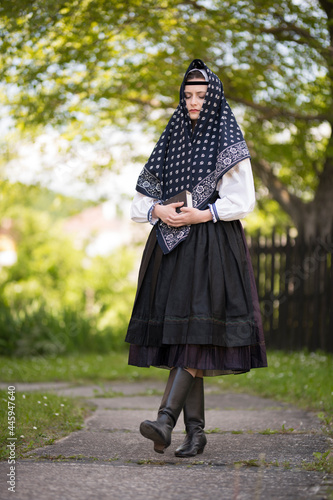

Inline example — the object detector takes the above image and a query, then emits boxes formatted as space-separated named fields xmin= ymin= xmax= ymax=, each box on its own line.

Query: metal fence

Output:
xmin=247 ymin=228 xmax=333 ymax=352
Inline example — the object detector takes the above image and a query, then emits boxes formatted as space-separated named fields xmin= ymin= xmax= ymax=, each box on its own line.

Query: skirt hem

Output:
xmin=127 ymin=342 xmax=267 ymax=377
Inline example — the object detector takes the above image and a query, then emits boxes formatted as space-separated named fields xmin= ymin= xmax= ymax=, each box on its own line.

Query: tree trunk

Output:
xmin=298 ymin=131 xmax=333 ymax=242
xmin=297 ymin=199 xmax=333 ymax=242
xmin=251 ymin=140 xmax=333 ymax=242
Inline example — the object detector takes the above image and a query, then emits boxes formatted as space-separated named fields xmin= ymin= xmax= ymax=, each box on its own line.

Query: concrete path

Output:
xmin=0 ymin=381 xmax=331 ymax=500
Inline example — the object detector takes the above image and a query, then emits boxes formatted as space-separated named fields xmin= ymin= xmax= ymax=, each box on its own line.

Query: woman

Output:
xmin=125 ymin=59 xmax=267 ymax=458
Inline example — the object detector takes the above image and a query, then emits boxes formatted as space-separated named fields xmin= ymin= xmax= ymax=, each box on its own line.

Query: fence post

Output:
xmin=247 ymin=226 xmax=332 ymax=352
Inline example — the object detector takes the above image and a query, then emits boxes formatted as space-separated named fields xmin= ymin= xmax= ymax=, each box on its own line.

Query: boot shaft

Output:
xmin=183 ymin=376 xmax=205 ymax=432
xmin=159 ymin=368 xmax=195 ymax=426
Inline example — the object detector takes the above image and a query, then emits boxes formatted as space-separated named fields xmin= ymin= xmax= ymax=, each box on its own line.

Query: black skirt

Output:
xmin=125 ymin=220 xmax=267 ymax=376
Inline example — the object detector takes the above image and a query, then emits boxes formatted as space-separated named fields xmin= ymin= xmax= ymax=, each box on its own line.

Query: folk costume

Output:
xmin=125 ymin=59 xmax=267 ymax=457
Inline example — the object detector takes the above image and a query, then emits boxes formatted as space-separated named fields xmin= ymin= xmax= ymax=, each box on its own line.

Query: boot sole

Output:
xmin=140 ymin=422 xmax=169 ymax=453
xmin=174 ymin=447 xmax=205 ymax=458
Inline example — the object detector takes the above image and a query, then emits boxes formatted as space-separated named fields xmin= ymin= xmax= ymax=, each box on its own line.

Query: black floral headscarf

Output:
xmin=136 ymin=59 xmax=250 ymax=254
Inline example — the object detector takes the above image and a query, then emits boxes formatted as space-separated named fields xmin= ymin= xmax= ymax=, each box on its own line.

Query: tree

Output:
xmin=0 ymin=0 xmax=332 ymax=240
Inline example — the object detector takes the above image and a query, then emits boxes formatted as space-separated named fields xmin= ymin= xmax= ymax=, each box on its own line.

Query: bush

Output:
xmin=0 ymin=185 xmax=137 ymax=356
xmin=0 ymin=300 xmax=133 ymax=357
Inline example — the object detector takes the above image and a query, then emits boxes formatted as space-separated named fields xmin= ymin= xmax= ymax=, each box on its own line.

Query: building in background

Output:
xmin=0 ymin=219 xmax=17 ymax=267
xmin=62 ymin=200 xmax=150 ymax=257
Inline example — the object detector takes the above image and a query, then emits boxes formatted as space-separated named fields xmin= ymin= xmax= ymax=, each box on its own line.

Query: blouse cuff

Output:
xmin=148 ymin=200 xmax=162 ymax=225
xmin=208 ymin=203 xmax=219 ymax=223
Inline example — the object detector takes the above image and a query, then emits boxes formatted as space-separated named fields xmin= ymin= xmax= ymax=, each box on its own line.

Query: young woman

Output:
xmin=125 ymin=59 xmax=267 ymax=458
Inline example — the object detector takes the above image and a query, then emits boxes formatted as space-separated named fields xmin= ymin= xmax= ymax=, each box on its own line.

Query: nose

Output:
xmin=190 ymin=95 xmax=198 ymax=107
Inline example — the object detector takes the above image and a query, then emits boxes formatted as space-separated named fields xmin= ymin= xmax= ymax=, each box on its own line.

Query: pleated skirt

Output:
xmin=125 ymin=220 xmax=267 ymax=376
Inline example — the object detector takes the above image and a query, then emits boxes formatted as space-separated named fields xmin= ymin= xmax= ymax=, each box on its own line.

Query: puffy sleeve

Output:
xmin=130 ymin=192 xmax=159 ymax=224
xmin=130 ymin=157 xmax=255 ymax=224
xmin=210 ymin=158 xmax=255 ymax=221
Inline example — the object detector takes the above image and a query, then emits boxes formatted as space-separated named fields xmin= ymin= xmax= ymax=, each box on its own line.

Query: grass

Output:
xmin=0 ymin=351 xmax=169 ymax=384
xmin=1 ymin=349 xmax=332 ymax=413
xmin=301 ymin=451 xmax=333 ymax=474
xmin=213 ymin=350 xmax=333 ymax=414
xmin=0 ymin=389 xmax=93 ymax=460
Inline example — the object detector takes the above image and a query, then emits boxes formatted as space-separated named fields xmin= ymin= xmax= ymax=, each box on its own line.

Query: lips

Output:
xmin=190 ymin=109 xmax=199 ymax=112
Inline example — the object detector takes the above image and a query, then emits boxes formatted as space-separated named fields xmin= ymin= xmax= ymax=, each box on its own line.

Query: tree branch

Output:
xmin=261 ymin=21 xmax=331 ymax=63
xmin=248 ymin=143 xmax=305 ymax=223
xmin=229 ymin=96 xmax=328 ymax=123
xmin=263 ymin=23 xmax=318 ymax=46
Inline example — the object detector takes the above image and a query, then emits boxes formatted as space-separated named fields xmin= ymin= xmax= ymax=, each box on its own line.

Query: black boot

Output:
xmin=142 ymin=368 xmax=177 ymax=453
xmin=157 ymin=367 xmax=177 ymax=418
xmin=144 ymin=367 xmax=176 ymax=453
xmin=140 ymin=368 xmax=195 ymax=454
xmin=175 ymin=376 xmax=207 ymax=458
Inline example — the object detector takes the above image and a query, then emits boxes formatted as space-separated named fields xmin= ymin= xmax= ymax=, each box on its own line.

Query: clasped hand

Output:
xmin=153 ymin=202 xmax=212 ymax=227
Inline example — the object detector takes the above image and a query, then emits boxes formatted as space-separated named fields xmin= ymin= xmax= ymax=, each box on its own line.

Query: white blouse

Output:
xmin=130 ymin=158 xmax=255 ymax=224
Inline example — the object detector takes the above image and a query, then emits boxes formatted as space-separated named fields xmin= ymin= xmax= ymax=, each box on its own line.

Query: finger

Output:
xmin=171 ymin=218 xmax=187 ymax=226
xmin=167 ymin=216 xmax=182 ymax=224
xmin=168 ymin=222 xmax=184 ymax=227
xmin=169 ymin=201 xmax=184 ymax=207
xmin=175 ymin=221 xmax=189 ymax=227
xmin=169 ymin=212 xmax=184 ymax=221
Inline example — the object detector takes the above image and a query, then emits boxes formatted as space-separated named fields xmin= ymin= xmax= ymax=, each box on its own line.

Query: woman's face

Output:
xmin=184 ymin=81 xmax=207 ymax=121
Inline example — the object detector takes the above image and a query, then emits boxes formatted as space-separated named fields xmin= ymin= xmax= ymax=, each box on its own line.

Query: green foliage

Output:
xmin=1 ymin=1 xmax=328 ymax=132
xmin=214 ymin=350 xmax=333 ymax=414
xmin=0 ymin=390 xmax=91 ymax=459
xmin=0 ymin=181 xmax=92 ymax=220
xmin=0 ymin=352 xmax=155 ymax=383
xmin=244 ymin=199 xmax=292 ymax=236
xmin=0 ymin=0 xmax=330 ymax=215
xmin=0 ymin=181 xmax=136 ymax=356
xmin=302 ymin=451 xmax=333 ymax=474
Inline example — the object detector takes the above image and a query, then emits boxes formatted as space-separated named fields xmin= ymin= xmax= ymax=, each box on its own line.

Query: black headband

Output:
xmin=184 ymin=81 xmax=209 ymax=85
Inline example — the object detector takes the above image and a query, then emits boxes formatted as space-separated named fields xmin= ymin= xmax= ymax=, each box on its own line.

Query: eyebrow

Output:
xmin=184 ymin=90 xmax=207 ymax=95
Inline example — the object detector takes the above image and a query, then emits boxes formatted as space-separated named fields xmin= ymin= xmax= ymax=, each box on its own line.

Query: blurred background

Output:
xmin=0 ymin=0 xmax=332 ymax=359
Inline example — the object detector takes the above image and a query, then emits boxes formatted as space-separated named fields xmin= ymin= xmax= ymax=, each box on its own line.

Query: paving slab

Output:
xmin=27 ymin=429 xmax=328 ymax=467
xmin=88 ymin=393 xmax=290 ymax=410
xmin=0 ymin=381 xmax=331 ymax=500
xmin=0 ymin=461 xmax=329 ymax=500
xmin=83 ymin=400 xmax=321 ymax=433
xmin=0 ymin=382 xmax=71 ymax=392
xmin=0 ymin=380 xmax=222 ymax=397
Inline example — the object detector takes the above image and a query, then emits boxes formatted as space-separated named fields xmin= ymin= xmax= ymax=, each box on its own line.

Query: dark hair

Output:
xmin=186 ymin=70 xmax=206 ymax=81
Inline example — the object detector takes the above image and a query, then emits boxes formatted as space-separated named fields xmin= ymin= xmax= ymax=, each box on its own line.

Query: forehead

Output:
xmin=184 ymin=83 xmax=208 ymax=93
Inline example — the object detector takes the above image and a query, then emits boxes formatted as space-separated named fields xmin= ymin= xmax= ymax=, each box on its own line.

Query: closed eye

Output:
xmin=184 ymin=93 xmax=206 ymax=99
